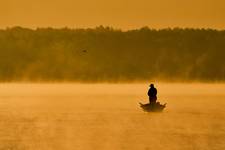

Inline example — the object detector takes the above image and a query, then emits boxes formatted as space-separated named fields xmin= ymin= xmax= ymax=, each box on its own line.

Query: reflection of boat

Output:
xmin=139 ymin=102 xmax=166 ymax=112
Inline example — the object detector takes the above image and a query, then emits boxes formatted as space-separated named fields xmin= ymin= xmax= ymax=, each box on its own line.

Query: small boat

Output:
xmin=139 ymin=102 xmax=166 ymax=112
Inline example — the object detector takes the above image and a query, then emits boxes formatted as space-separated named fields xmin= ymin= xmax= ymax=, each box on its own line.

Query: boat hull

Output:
xmin=139 ymin=102 xmax=166 ymax=112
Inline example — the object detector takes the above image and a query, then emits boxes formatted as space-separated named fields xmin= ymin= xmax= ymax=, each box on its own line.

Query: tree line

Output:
xmin=0 ymin=26 xmax=224 ymax=82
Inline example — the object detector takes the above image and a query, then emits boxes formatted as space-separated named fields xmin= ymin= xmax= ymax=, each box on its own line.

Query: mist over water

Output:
xmin=0 ymin=83 xmax=224 ymax=150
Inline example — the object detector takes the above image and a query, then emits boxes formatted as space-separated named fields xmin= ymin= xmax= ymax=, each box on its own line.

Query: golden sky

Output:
xmin=1 ymin=0 xmax=225 ymax=29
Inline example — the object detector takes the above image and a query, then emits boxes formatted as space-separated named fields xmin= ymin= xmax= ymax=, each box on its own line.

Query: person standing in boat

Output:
xmin=148 ymin=84 xmax=157 ymax=105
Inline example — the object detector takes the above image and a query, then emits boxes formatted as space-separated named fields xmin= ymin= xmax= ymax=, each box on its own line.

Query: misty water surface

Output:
xmin=0 ymin=83 xmax=224 ymax=150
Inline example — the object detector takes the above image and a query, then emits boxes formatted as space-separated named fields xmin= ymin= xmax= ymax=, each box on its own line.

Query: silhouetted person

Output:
xmin=148 ymin=84 xmax=157 ymax=105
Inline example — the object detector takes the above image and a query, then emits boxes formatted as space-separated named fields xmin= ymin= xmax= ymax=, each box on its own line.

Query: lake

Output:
xmin=0 ymin=83 xmax=224 ymax=150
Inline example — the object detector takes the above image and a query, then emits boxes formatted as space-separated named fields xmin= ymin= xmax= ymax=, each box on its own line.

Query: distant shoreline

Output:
xmin=1 ymin=26 xmax=225 ymax=32
xmin=0 ymin=26 xmax=224 ymax=82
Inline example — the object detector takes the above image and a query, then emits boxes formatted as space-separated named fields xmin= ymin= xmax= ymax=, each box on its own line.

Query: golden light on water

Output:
xmin=0 ymin=83 xmax=224 ymax=149
xmin=0 ymin=0 xmax=225 ymax=149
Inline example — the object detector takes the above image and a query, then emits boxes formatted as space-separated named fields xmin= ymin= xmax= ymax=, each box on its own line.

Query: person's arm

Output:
xmin=148 ymin=89 xmax=150 ymax=96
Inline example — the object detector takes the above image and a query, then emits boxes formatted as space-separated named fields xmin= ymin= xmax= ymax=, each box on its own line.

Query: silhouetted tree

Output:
xmin=0 ymin=26 xmax=224 ymax=82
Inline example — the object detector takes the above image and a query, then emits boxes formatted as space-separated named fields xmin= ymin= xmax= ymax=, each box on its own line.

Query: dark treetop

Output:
xmin=0 ymin=26 xmax=224 ymax=82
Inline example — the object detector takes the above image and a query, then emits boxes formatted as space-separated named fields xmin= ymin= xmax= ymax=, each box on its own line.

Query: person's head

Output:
xmin=150 ymin=84 xmax=154 ymax=88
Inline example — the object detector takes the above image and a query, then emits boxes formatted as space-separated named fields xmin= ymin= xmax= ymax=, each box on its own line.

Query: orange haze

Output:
xmin=1 ymin=0 xmax=225 ymax=29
